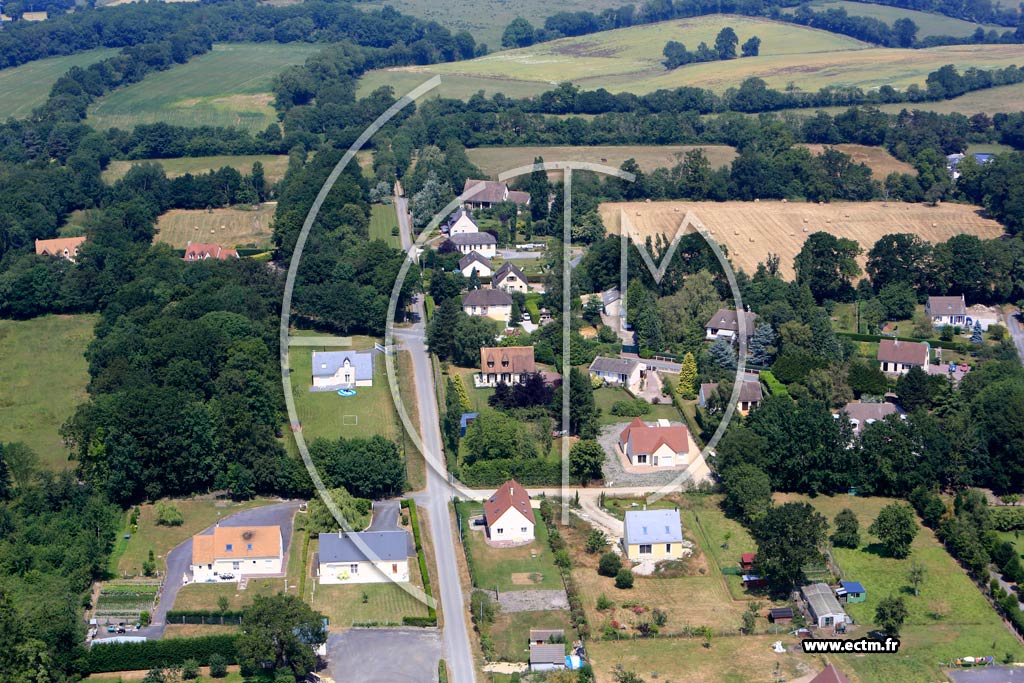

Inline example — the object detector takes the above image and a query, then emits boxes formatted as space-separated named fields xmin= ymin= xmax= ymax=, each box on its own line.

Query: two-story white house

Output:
xmin=462 ymin=288 xmax=513 ymax=323
xmin=705 ymin=308 xmax=757 ymax=341
xmin=483 ymin=480 xmax=535 ymax=545
xmin=492 ymin=262 xmax=529 ymax=293
xmin=317 ymin=531 xmax=412 ymax=584
xmin=190 ymin=526 xmax=283 ymax=582
xmin=448 ymin=207 xmax=480 ymax=235
xmin=618 ymin=417 xmax=692 ymax=468
xmin=448 ymin=232 xmax=497 ymax=259
xmin=477 ymin=346 xmax=536 ymax=387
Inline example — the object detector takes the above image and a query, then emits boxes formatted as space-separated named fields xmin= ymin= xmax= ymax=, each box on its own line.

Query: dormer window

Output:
xmin=487 ymin=360 xmax=494 ymax=368
xmin=502 ymin=359 xmax=509 ymax=367
xmin=247 ymin=543 xmax=253 ymax=551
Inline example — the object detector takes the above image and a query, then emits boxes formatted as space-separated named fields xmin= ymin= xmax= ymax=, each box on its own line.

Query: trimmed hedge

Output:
xmin=85 ymin=635 xmax=238 ymax=673
xmin=835 ymin=331 xmax=967 ymax=352
xmin=401 ymin=499 xmax=438 ymax=626
xmin=760 ymin=370 xmax=790 ymax=399
xmin=166 ymin=610 xmax=244 ymax=625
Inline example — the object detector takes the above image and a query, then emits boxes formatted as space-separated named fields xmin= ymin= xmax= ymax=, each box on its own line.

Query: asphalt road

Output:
xmin=947 ymin=665 xmax=1024 ymax=683
xmin=100 ymin=501 xmax=301 ymax=641
xmin=326 ymin=628 xmax=441 ymax=683
xmin=1007 ymin=309 xmax=1024 ymax=365
xmin=396 ymin=190 xmax=476 ymax=683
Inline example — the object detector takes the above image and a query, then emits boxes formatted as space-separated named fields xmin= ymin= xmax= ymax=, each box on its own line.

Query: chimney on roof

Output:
xmin=509 ymin=486 xmax=514 ymax=495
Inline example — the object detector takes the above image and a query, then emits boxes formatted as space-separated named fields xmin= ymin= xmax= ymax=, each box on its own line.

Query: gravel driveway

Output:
xmin=598 ymin=424 xmax=691 ymax=488
xmin=327 ymin=628 xmax=442 ymax=683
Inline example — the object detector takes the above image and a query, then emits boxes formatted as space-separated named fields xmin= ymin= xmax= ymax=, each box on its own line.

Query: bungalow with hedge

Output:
xmin=317 ymin=531 xmax=412 ymax=585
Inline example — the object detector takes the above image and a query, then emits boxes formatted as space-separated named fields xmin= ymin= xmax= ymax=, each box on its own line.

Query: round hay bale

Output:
xmin=781 ymin=198 xmax=787 ymax=203
xmin=645 ymin=198 xmax=651 ymax=203
xmin=754 ymin=198 xmax=760 ymax=202
xmin=932 ymin=222 xmax=937 ymax=227
xmin=636 ymin=211 xmax=642 ymax=216
xmin=749 ymin=237 xmax=755 ymax=243
xmin=673 ymin=207 xmax=680 ymax=212
xmin=803 ymin=218 xmax=809 ymax=223
xmin=734 ymin=230 xmax=740 ymax=235
xmin=803 ymin=227 xmax=809 ymax=233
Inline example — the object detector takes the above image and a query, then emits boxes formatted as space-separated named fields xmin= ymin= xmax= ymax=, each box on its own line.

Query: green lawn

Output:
xmin=0 ymin=49 xmax=118 ymax=120
xmin=87 ymin=672 xmax=243 ymax=683
xmin=102 ymin=155 xmax=290 ymax=185
xmin=491 ymin=610 xmax=573 ymax=663
xmin=288 ymin=336 xmax=400 ymax=443
xmin=594 ymin=386 xmax=681 ymax=426
xmin=0 ymin=314 xmax=97 ymax=470
xmin=112 ymin=497 xmax=279 ymax=577
xmin=455 ymin=501 xmax=563 ymax=592
xmin=369 ymin=203 xmax=401 ymax=248
xmin=87 ymin=43 xmax=321 ymax=130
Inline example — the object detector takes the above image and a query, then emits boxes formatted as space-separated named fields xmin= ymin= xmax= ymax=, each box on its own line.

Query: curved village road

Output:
xmin=97 ymin=501 xmax=301 ymax=642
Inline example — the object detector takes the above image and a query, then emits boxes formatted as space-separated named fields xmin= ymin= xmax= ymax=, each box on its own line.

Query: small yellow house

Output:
xmin=622 ymin=509 xmax=684 ymax=562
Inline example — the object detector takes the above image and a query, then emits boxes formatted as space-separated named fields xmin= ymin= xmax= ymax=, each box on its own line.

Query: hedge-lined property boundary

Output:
xmin=835 ymin=331 xmax=967 ymax=352
xmin=85 ymin=634 xmax=238 ymax=673
xmin=165 ymin=610 xmax=244 ymax=625
xmin=400 ymin=499 xmax=438 ymax=627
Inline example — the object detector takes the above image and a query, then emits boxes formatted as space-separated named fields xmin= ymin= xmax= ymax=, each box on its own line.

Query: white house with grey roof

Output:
xmin=705 ymin=308 xmax=757 ymax=341
xmin=622 ymin=509 xmax=685 ymax=562
xmin=589 ymin=356 xmax=642 ymax=390
xmin=801 ymin=583 xmax=848 ymax=629
xmin=448 ymin=232 xmax=497 ymax=258
xmin=317 ymin=531 xmax=412 ymax=585
xmin=458 ymin=251 xmax=492 ymax=278
xmin=310 ymin=350 xmax=374 ymax=390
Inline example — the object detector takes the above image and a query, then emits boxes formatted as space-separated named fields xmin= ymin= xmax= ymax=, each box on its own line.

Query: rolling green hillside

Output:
xmin=0 ymin=49 xmax=118 ymax=120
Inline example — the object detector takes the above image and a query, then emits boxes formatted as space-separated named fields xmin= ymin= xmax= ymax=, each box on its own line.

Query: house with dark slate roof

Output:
xmin=317 ymin=530 xmax=412 ymax=585
xmin=458 ymin=251 xmax=492 ymax=278
xmin=311 ymin=350 xmax=375 ymax=390
xmin=462 ymin=288 xmax=513 ymax=323
xmin=492 ymin=261 xmax=529 ymax=293
xmin=877 ymin=338 xmax=930 ymax=375
xmin=705 ymin=308 xmax=757 ymax=341
xmin=463 ymin=179 xmax=531 ymax=209
xmin=588 ymin=356 xmax=642 ymax=389
xmin=448 ymin=232 xmax=497 ymax=258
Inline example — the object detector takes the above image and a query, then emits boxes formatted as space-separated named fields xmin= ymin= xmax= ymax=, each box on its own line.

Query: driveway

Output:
xmin=327 ymin=628 xmax=442 ymax=683
xmin=102 ymin=501 xmax=301 ymax=641
xmin=368 ymin=500 xmax=416 ymax=556
xmin=1007 ymin=309 xmax=1024 ymax=365
xmin=948 ymin=665 xmax=1024 ymax=683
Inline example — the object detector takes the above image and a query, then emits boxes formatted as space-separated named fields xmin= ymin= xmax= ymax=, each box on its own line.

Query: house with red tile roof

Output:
xmin=483 ymin=480 xmax=535 ymax=545
xmin=618 ymin=417 xmax=691 ymax=468
xmin=183 ymin=241 xmax=239 ymax=261
xmin=35 ymin=236 xmax=86 ymax=262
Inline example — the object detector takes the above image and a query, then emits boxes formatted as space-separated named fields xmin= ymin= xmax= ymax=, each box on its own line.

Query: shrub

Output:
xmin=84 ymin=635 xmax=237 ymax=674
xmin=208 ymin=653 xmax=228 ymax=678
xmin=614 ymin=568 xmax=634 ymax=589
xmin=610 ymin=398 xmax=650 ymax=417
xmin=155 ymin=502 xmax=184 ymax=527
xmin=598 ymin=552 xmax=622 ymax=577
xmin=585 ymin=529 xmax=607 ymax=554
xmin=181 ymin=660 xmax=200 ymax=680
xmin=652 ymin=608 xmax=667 ymax=627
xmin=139 ymin=611 xmax=151 ymax=627
xmin=596 ymin=594 xmax=614 ymax=610
xmin=554 ymin=549 xmax=571 ymax=568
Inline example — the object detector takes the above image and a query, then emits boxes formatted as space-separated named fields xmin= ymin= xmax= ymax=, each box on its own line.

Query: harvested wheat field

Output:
xmin=155 ymin=203 xmax=275 ymax=250
xmin=799 ymin=144 xmax=915 ymax=178
xmin=599 ymin=200 xmax=1005 ymax=279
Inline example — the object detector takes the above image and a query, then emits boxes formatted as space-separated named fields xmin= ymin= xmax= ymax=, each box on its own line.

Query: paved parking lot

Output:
xmin=326 ymin=628 xmax=442 ymax=683
xmin=948 ymin=665 xmax=1024 ymax=683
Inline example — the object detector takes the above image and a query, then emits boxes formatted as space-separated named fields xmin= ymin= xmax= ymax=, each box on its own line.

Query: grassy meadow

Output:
xmin=788 ymin=0 xmax=1007 ymax=38
xmin=0 ymin=314 xmax=97 ymax=470
xmin=155 ymin=204 xmax=276 ymax=250
xmin=594 ymin=387 xmax=683 ymax=426
xmin=103 ymin=155 xmax=289 ymax=185
xmin=86 ymin=43 xmax=321 ymax=130
xmin=369 ymin=203 xmax=401 ymax=248
xmin=364 ymin=14 xmax=1024 ymax=98
xmin=0 ymin=49 xmax=118 ymax=120
xmin=466 ymin=145 xmax=738 ymax=178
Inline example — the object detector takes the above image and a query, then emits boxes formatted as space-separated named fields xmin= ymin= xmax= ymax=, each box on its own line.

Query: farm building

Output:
xmin=836 ymin=401 xmax=900 ymax=436
xmin=190 ymin=525 xmax=283 ymax=583
xmin=183 ymin=241 xmax=239 ymax=261
xmin=926 ymin=295 xmax=967 ymax=327
xmin=317 ymin=531 xmax=412 ymax=585
xmin=704 ymin=308 xmax=757 ymax=341
xmin=768 ymin=607 xmax=793 ymax=624
xmin=588 ymin=356 xmax=642 ymax=389
xmin=529 ymin=643 xmax=566 ymax=672
xmin=618 ymin=417 xmax=691 ymax=468
xmin=448 ymin=232 xmax=497 ymax=258
xmin=699 ymin=376 xmax=763 ymax=414
xmin=492 ymin=261 xmax=529 ymax=293
xmin=463 ymin=179 xmax=530 ymax=209
xmin=622 ymin=509 xmax=685 ymax=561
xmin=801 ymin=583 xmax=849 ymax=629
xmin=35 ymin=236 xmax=86 ymax=262
xmin=448 ymin=207 xmax=479 ymax=235
xmin=458 ymin=251 xmax=492 ymax=278
xmin=837 ymin=581 xmax=866 ymax=603
xmin=484 ymin=480 xmax=535 ymax=545
xmin=877 ymin=339 xmax=930 ymax=375
xmin=530 ymin=628 xmax=565 ymax=645
xmin=310 ymin=351 xmax=374 ymax=390
xmin=740 ymin=553 xmax=756 ymax=572
xmin=477 ymin=346 xmax=536 ymax=387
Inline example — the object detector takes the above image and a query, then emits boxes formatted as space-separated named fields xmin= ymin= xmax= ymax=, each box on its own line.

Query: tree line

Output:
xmin=662 ymin=26 xmax=760 ymax=69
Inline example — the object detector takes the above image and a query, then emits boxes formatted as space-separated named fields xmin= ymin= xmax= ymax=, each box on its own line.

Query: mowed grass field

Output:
xmin=0 ymin=49 xmax=118 ymax=120
xmin=369 ymin=203 xmax=401 ymax=248
xmin=0 ymin=314 xmax=97 ymax=470
xmin=366 ymin=14 xmax=1024 ymax=97
xmin=466 ymin=145 xmax=738 ymax=177
xmin=785 ymin=0 xmax=1007 ymax=38
xmin=599 ymin=200 xmax=1005 ymax=279
xmin=87 ymin=43 xmax=321 ymax=130
xmin=103 ymin=155 xmax=289 ymax=185
xmin=155 ymin=203 xmax=275 ymax=249
xmin=799 ymin=143 xmax=915 ymax=177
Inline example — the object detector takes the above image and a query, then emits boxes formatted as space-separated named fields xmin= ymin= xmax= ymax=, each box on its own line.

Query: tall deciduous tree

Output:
xmin=794 ymin=232 xmax=861 ymax=303
xmin=754 ymin=502 xmax=828 ymax=592
xmin=869 ymin=503 xmax=918 ymax=559
xmin=721 ymin=463 xmax=772 ymax=523
xmin=237 ymin=594 xmax=326 ymax=678
xmin=874 ymin=595 xmax=908 ymax=635
xmin=714 ymin=27 xmax=739 ymax=59
xmin=740 ymin=35 xmax=761 ymax=57
xmin=569 ymin=439 xmax=605 ymax=485
xmin=830 ymin=508 xmax=861 ymax=548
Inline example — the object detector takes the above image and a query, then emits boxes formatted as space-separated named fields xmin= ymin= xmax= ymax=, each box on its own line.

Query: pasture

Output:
xmin=103 ymin=155 xmax=289 ymax=185
xmin=0 ymin=314 xmax=96 ymax=470
xmin=783 ymin=81 xmax=1024 ymax=117
xmin=155 ymin=203 xmax=276 ymax=249
xmin=466 ymin=145 xmax=738 ymax=178
xmin=599 ymin=200 xmax=1005 ymax=279
xmin=0 ymin=49 xmax=117 ymax=120
xmin=367 ymin=14 xmax=1024 ymax=98
xmin=798 ymin=143 xmax=915 ymax=178
xmin=785 ymin=1 xmax=1007 ymax=38
xmin=86 ymin=43 xmax=321 ymax=130
xmin=369 ymin=203 xmax=401 ymax=248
